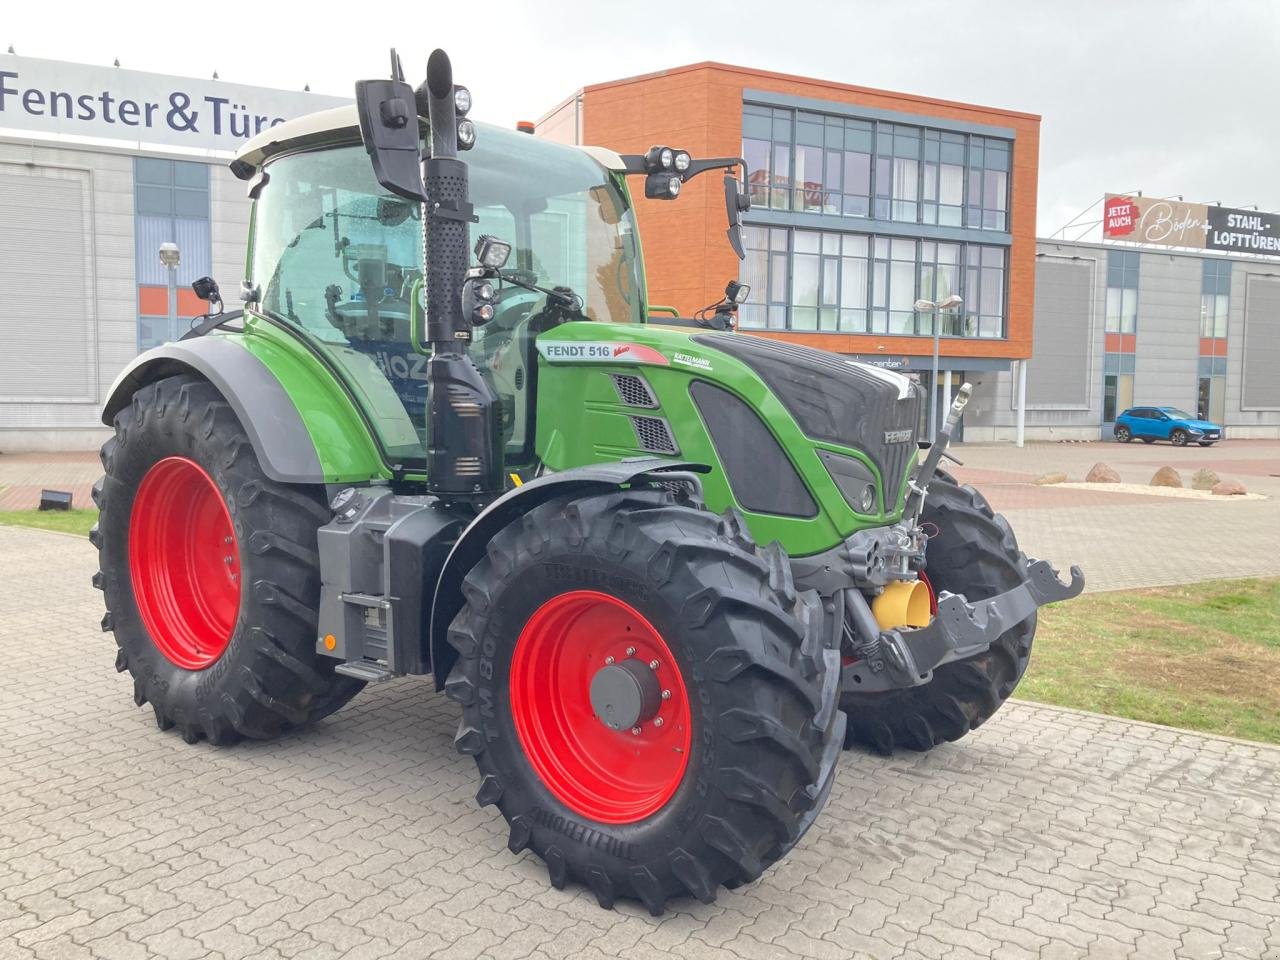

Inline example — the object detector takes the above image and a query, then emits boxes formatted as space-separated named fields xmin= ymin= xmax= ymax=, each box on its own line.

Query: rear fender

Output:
xmin=427 ymin=458 xmax=709 ymax=689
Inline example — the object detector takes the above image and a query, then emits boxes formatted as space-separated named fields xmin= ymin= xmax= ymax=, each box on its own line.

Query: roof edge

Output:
xmin=580 ymin=61 xmax=1041 ymax=123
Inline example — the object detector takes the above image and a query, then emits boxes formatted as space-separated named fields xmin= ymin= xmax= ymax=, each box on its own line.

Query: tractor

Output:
xmin=91 ymin=49 xmax=1083 ymax=914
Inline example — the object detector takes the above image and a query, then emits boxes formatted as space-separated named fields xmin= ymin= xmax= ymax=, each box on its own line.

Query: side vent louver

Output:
xmin=630 ymin=416 xmax=678 ymax=455
xmin=611 ymin=373 xmax=658 ymax=408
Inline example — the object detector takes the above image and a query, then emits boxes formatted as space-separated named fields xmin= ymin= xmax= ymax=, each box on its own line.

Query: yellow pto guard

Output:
xmin=872 ymin=579 xmax=933 ymax=630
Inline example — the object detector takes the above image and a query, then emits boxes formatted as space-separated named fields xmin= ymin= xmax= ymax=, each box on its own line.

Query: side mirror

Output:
xmin=355 ymin=51 xmax=426 ymax=202
xmin=723 ymin=174 xmax=750 ymax=260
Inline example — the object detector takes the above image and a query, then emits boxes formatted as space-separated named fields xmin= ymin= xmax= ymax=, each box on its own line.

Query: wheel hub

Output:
xmin=590 ymin=659 xmax=661 ymax=731
xmin=508 ymin=590 xmax=692 ymax=823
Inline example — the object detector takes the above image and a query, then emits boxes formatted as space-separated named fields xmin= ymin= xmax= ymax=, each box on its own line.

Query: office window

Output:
xmin=134 ymin=158 xmax=211 ymax=351
xmin=743 ymin=104 xmax=794 ymax=210
xmin=1200 ymin=258 xmax=1231 ymax=338
xmin=739 ymin=226 xmax=790 ymax=330
xmin=743 ymin=104 xmax=1011 ymax=230
xmin=922 ymin=131 xmax=966 ymax=226
xmin=1105 ymin=249 xmax=1139 ymax=334
xmin=966 ymin=136 xmax=1009 ymax=231
xmin=963 ymin=244 xmax=1006 ymax=338
xmin=739 ymin=226 xmax=1005 ymax=338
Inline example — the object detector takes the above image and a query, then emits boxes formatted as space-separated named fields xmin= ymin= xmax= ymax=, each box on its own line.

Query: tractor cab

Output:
xmin=239 ymin=113 xmax=646 ymax=466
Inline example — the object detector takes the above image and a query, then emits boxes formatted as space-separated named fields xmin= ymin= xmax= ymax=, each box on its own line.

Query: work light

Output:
xmin=453 ymin=85 xmax=472 ymax=115
xmin=644 ymin=172 xmax=681 ymax=199
xmin=474 ymin=235 xmax=512 ymax=270
xmin=457 ymin=118 xmax=476 ymax=150
xmin=724 ymin=280 xmax=750 ymax=304
xmin=673 ymin=151 xmax=691 ymax=172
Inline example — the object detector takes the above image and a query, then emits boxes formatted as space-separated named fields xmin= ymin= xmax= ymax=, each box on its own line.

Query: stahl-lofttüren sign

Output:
xmin=1103 ymin=194 xmax=1280 ymax=257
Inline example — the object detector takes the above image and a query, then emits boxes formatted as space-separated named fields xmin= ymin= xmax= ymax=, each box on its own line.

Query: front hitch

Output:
xmin=842 ymin=558 xmax=1084 ymax=693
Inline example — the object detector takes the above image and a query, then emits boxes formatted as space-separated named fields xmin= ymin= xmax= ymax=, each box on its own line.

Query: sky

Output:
xmin=4 ymin=0 xmax=1278 ymax=238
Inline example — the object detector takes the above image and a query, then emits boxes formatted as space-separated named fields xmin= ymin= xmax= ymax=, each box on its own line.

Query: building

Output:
xmin=966 ymin=236 xmax=1280 ymax=441
xmin=537 ymin=62 xmax=1042 ymax=438
xmin=0 ymin=55 xmax=345 ymax=451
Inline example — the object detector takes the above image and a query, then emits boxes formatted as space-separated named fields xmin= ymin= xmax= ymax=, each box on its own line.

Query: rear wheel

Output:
xmin=1114 ymin=425 xmax=1131 ymax=442
xmin=92 ymin=373 xmax=364 ymax=744
xmin=1171 ymin=429 xmax=1189 ymax=446
xmin=445 ymin=490 xmax=843 ymax=913
xmin=841 ymin=474 xmax=1034 ymax=754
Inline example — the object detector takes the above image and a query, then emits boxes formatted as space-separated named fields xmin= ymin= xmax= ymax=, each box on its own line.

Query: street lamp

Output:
xmin=159 ymin=242 xmax=181 ymax=343
xmin=914 ymin=294 xmax=964 ymax=442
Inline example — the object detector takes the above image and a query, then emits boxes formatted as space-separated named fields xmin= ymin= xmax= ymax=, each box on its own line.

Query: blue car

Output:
xmin=1114 ymin=407 xmax=1223 ymax=447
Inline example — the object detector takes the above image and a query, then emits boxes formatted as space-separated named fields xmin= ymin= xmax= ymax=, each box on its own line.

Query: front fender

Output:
xmin=427 ymin=458 xmax=709 ymax=689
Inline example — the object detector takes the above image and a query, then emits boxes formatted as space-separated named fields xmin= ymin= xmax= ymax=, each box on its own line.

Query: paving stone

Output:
xmin=2 ymin=443 xmax=1280 ymax=960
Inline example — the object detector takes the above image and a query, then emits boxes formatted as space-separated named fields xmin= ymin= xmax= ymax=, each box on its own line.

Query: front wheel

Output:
xmin=1114 ymin=426 xmax=1132 ymax=442
xmin=445 ymin=490 xmax=843 ymax=913
xmin=92 ymin=374 xmax=364 ymax=744
xmin=841 ymin=474 xmax=1034 ymax=754
xmin=1171 ymin=429 xmax=1189 ymax=446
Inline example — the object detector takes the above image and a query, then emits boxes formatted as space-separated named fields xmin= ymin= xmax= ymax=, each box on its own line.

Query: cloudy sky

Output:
xmin=5 ymin=0 xmax=1277 ymax=236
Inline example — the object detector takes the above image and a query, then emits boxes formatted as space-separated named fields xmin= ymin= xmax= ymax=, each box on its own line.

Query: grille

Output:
xmin=630 ymin=416 xmax=679 ymax=455
xmin=612 ymin=373 xmax=658 ymax=408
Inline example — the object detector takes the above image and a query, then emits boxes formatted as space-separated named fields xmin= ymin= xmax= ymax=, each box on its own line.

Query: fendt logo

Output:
xmin=884 ymin=429 xmax=913 ymax=444
xmin=537 ymin=342 xmax=670 ymax=365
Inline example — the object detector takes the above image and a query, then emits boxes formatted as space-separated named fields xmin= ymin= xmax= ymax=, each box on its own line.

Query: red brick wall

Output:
xmin=578 ymin=63 xmax=1040 ymax=361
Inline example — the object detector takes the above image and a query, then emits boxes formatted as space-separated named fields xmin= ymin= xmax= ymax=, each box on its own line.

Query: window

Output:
xmin=1105 ymin=250 xmax=1140 ymax=334
xmin=743 ymin=104 xmax=793 ymax=210
xmin=741 ymin=226 xmax=1004 ymax=337
xmin=134 ymin=158 xmax=211 ymax=351
xmin=1102 ymin=352 xmax=1136 ymax=423
xmin=1201 ymin=258 xmax=1231 ymax=338
xmin=739 ymin=226 xmax=790 ymax=330
xmin=922 ymin=131 xmax=966 ymax=226
xmin=1197 ymin=356 xmax=1227 ymax=423
xmin=966 ymin=137 xmax=1009 ymax=231
xmin=741 ymin=104 xmax=1011 ymax=230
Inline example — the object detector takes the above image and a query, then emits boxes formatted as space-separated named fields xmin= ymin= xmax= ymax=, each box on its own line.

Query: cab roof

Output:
xmin=231 ymin=104 xmax=626 ymax=179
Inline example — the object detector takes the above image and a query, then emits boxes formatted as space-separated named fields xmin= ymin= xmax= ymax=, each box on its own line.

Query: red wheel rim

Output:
xmin=128 ymin=457 xmax=241 ymax=670
xmin=509 ymin=590 xmax=692 ymax=824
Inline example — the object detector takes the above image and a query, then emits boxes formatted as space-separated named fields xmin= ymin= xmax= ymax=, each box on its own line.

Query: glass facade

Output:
xmin=739 ymin=225 xmax=1006 ymax=337
xmin=742 ymin=103 xmax=1010 ymax=231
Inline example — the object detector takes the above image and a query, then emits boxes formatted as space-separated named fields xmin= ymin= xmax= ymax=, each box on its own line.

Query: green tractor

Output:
xmin=92 ymin=50 xmax=1082 ymax=913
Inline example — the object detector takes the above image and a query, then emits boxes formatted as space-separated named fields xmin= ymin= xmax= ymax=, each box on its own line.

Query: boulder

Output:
xmin=1034 ymin=472 xmax=1069 ymax=486
xmin=1211 ymin=479 xmax=1247 ymax=496
xmin=1191 ymin=468 xmax=1220 ymax=491
xmin=1085 ymin=462 xmax=1121 ymax=483
xmin=1150 ymin=466 xmax=1183 ymax=488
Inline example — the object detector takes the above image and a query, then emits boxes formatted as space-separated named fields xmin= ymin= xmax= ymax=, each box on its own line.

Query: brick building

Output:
xmin=538 ymin=62 xmax=1041 ymax=437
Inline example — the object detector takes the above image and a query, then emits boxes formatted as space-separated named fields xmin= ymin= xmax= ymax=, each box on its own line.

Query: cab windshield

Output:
xmin=249 ymin=124 xmax=644 ymax=464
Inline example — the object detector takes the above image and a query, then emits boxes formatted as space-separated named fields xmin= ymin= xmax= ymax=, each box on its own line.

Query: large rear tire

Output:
xmin=841 ymin=474 xmax=1034 ymax=754
xmin=445 ymin=489 xmax=843 ymax=913
xmin=91 ymin=373 xmax=364 ymax=744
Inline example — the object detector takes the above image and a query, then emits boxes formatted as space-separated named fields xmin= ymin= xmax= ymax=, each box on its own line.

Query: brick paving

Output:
xmin=0 ymin=452 xmax=99 ymax=511
xmin=3 ymin=523 xmax=1280 ymax=959
xmin=950 ymin=439 xmax=1280 ymax=593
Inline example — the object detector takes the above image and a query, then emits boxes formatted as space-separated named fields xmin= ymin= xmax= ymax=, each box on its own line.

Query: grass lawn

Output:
xmin=0 ymin=509 xmax=98 ymax=538
xmin=1020 ymin=577 xmax=1280 ymax=745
